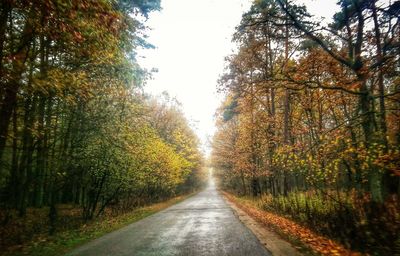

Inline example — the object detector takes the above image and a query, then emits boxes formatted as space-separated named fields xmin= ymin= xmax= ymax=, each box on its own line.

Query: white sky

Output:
xmin=137 ymin=0 xmax=339 ymax=156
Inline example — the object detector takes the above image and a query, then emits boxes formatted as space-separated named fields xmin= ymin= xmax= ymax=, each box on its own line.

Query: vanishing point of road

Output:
xmin=67 ymin=178 xmax=271 ymax=256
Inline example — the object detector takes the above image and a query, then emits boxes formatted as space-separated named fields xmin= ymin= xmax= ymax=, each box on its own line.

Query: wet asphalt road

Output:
xmin=66 ymin=178 xmax=271 ymax=256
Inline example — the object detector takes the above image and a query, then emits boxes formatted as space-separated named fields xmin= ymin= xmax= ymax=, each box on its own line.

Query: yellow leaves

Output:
xmin=124 ymin=118 xmax=196 ymax=190
xmin=372 ymin=149 xmax=400 ymax=177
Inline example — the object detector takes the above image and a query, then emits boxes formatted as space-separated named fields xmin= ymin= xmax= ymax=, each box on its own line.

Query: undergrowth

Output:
xmin=251 ymin=191 xmax=400 ymax=255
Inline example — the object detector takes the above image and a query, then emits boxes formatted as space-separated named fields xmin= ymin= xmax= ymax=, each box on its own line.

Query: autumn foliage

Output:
xmin=0 ymin=0 xmax=204 ymax=252
xmin=212 ymin=0 xmax=400 ymax=254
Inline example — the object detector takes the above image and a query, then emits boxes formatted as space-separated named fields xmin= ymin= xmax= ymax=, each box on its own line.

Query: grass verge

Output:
xmin=4 ymin=192 xmax=196 ymax=256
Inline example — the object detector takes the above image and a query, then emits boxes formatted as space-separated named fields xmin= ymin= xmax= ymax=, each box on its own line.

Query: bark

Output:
xmin=283 ymin=3 xmax=291 ymax=144
xmin=34 ymin=33 xmax=49 ymax=207
xmin=9 ymin=107 xmax=19 ymax=208
xmin=0 ymin=7 xmax=34 ymax=161
xmin=371 ymin=2 xmax=388 ymax=147
xmin=34 ymin=96 xmax=46 ymax=207
xmin=18 ymin=94 xmax=37 ymax=216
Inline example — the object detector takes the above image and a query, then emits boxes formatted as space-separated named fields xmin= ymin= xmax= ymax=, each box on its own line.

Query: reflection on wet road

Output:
xmin=67 ymin=178 xmax=271 ymax=256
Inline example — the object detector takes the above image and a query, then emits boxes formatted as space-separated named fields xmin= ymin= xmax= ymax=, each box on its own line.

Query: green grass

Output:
xmin=5 ymin=193 xmax=196 ymax=256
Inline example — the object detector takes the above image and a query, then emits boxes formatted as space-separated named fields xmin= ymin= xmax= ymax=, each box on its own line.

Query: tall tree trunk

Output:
xmin=34 ymin=33 xmax=49 ymax=207
xmin=371 ymin=2 xmax=388 ymax=148
xmin=34 ymin=96 xmax=46 ymax=207
xmin=283 ymin=7 xmax=291 ymax=144
xmin=18 ymin=95 xmax=37 ymax=216
xmin=359 ymin=78 xmax=383 ymax=203
xmin=9 ymin=107 xmax=19 ymax=208
xmin=0 ymin=7 xmax=34 ymax=161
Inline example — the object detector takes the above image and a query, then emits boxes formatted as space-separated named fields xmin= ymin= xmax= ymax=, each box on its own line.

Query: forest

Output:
xmin=211 ymin=0 xmax=400 ymax=254
xmin=1 ymin=0 xmax=400 ymax=255
xmin=0 ymin=0 xmax=204 ymax=252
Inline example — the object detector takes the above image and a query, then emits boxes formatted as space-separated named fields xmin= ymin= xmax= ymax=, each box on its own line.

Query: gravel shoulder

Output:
xmin=223 ymin=194 xmax=303 ymax=256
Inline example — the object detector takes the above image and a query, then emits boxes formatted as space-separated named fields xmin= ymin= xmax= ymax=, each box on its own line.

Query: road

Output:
xmin=67 ymin=178 xmax=271 ymax=256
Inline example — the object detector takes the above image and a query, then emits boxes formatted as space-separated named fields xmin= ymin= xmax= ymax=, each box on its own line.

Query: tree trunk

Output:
xmin=0 ymin=6 xmax=34 ymax=160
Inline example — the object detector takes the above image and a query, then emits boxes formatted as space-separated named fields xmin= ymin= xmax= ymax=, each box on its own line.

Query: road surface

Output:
xmin=67 ymin=178 xmax=271 ymax=256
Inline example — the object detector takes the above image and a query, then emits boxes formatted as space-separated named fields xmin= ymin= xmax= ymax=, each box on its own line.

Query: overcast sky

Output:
xmin=137 ymin=0 xmax=339 ymax=155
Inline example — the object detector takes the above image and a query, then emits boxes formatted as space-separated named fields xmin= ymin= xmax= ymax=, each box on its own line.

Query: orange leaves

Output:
xmin=296 ymin=47 xmax=361 ymax=93
xmin=73 ymin=31 xmax=84 ymax=42
xmin=224 ymin=192 xmax=363 ymax=256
